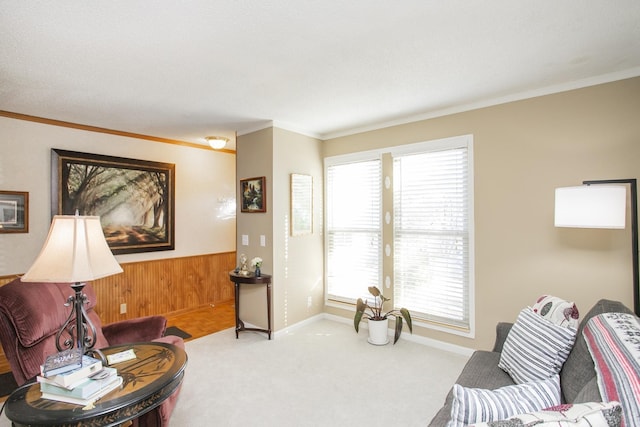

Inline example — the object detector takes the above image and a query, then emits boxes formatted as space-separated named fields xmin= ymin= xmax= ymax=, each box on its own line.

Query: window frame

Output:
xmin=324 ymin=135 xmax=474 ymax=337
xmin=390 ymin=135 xmax=475 ymax=337
xmin=324 ymin=151 xmax=383 ymax=306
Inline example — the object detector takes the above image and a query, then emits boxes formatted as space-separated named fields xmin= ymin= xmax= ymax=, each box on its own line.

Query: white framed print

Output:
xmin=290 ymin=174 xmax=312 ymax=236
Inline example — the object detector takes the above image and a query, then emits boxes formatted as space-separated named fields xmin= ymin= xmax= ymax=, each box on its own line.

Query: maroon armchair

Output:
xmin=0 ymin=277 xmax=184 ymax=427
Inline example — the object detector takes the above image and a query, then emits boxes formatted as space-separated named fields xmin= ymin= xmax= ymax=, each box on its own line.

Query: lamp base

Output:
xmin=56 ymin=282 xmax=98 ymax=355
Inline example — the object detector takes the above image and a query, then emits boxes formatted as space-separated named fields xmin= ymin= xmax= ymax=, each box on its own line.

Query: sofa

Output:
xmin=0 ymin=277 xmax=185 ymax=427
xmin=428 ymin=299 xmax=634 ymax=426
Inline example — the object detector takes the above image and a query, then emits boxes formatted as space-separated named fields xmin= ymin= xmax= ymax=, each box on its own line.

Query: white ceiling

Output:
xmin=1 ymin=1 xmax=640 ymax=150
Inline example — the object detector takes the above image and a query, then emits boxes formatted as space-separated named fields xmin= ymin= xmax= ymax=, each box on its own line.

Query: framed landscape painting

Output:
xmin=0 ymin=191 xmax=28 ymax=233
xmin=240 ymin=176 xmax=266 ymax=213
xmin=52 ymin=149 xmax=175 ymax=254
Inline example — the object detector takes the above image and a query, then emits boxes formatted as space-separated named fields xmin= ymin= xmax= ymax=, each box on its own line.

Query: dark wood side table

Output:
xmin=5 ymin=342 xmax=187 ymax=427
xmin=229 ymin=271 xmax=272 ymax=340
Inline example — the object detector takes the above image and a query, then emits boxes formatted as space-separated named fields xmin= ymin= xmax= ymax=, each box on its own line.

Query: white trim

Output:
xmin=323 ymin=313 xmax=474 ymax=357
xmin=467 ymin=138 xmax=476 ymax=339
xmin=236 ymin=119 xmax=323 ymax=139
xmin=272 ymin=313 xmax=327 ymax=339
xmin=387 ymin=134 xmax=472 ymax=156
xmin=323 ymin=149 xmax=383 ymax=166
xmin=321 ymin=67 xmax=640 ymax=140
xmin=237 ymin=68 xmax=640 ymax=140
xmin=236 ymin=120 xmax=274 ymax=137
xmin=391 ymin=134 xmax=475 ymax=337
xmin=272 ymin=120 xmax=323 ymax=140
xmin=266 ymin=307 xmax=475 ymax=356
xmin=324 ymin=134 xmax=476 ymax=337
xmin=323 ymin=155 xmax=383 ymax=304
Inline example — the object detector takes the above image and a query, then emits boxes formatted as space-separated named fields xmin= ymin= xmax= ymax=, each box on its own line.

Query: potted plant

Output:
xmin=354 ymin=286 xmax=413 ymax=345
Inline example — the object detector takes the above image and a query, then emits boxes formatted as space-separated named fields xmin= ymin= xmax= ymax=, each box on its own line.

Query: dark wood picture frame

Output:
xmin=240 ymin=176 xmax=266 ymax=213
xmin=52 ymin=149 xmax=175 ymax=254
xmin=0 ymin=191 xmax=29 ymax=233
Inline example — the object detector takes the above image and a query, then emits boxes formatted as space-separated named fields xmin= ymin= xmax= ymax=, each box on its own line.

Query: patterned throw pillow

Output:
xmin=532 ymin=295 xmax=579 ymax=328
xmin=470 ymin=401 xmax=622 ymax=426
xmin=447 ymin=375 xmax=561 ymax=427
xmin=499 ymin=307 xmax=577 ymax=384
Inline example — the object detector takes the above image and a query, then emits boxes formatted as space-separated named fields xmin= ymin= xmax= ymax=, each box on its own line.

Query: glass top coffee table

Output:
xmin=5 ymin=341 xmax=187 ymax=427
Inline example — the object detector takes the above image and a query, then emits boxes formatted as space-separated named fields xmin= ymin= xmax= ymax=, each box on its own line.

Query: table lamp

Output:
xmin=21 ymin=214 xmax=123 ymax=354
xmin=554 ymin=178 xmax=638 ymax=315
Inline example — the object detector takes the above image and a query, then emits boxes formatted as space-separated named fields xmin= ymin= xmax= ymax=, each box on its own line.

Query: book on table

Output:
xmin=40 ymin=348 xmax=83 ymax=377
xmin=40 ymin=375 xmax=123 ymax=406
xmin=39 ymin=366 xmax=118 ymax=398
xmin=39 ymin=355 xmax=103 ymax=387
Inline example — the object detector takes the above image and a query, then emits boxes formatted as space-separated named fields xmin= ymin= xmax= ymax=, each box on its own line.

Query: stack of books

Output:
xmin=38 ymin=349 xmax=122 ymax=406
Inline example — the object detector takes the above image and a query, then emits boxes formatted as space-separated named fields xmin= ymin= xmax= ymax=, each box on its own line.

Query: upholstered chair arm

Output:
xmin=492 ymin=322 xmax=514 ymax=353
xmin=102 ymin=315 xmax=167 ymax=346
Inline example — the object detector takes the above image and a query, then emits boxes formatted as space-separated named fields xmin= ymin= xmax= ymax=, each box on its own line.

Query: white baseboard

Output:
xmin=270 ymin=313 xmax=474 ymax=357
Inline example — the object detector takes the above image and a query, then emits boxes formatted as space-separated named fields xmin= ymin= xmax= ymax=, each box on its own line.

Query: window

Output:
xmin=325 ymin=157 xmax=381 ymax=302
xmin=393 ymin=140 xmax=472 ymax=331
xmin=324 ymin=135 xmax=473 ymax=335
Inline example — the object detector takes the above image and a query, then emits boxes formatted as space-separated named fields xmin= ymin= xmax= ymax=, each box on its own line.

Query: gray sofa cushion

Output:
xmin=560 ymin=299 xmax=633 ymax=403
xmin=573 ymin=377 xmax=602 ymax=403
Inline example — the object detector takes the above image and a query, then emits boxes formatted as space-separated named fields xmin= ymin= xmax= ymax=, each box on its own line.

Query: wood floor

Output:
xmin=165 ymin=300 xmax=236 ymax=341
xmin=0 ymin=300 xmax=236 ymax=375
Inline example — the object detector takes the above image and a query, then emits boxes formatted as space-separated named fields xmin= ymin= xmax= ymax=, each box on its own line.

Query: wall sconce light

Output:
xmin=205 ymin=136 xmax=229 ymax=150
xmin=554 ymin=179 xmax=638 ymax=315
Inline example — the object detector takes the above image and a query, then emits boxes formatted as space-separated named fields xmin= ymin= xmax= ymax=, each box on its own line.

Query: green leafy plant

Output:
xmin=353 ymin=286 xmax=413 ymax=344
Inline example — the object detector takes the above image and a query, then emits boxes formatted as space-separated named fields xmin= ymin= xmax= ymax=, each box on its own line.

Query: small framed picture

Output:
xmin=0 ymin=191 xmax=29 ymax=233
xmin=240 ymin=177 xmax=266 ymax=213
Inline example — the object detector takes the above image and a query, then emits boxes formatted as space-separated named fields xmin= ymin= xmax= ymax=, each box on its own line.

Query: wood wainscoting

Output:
xmin=0 ymin=252 xmax=236 ymax=372
xmin=0 ymin=252 xmax=236 ymax=322
xmin=91 ymin=252 xmax=236 ymax=323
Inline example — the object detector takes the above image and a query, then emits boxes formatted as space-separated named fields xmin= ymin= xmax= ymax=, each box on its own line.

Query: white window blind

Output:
xmin=393 ymin=147 xmax=470 ymax=329
xmin=326 ymin=159 xmax=381 ymax=302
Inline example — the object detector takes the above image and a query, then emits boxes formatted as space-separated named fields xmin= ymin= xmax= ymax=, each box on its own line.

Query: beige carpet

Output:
xmin=0 ymin=319 xmax=469 ymax=426
xmin=171 ymin=318 xmax=468 ymax=426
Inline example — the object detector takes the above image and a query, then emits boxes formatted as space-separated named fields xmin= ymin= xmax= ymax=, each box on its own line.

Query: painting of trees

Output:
xmin=53 ymin=149 xmax=175 ymax=254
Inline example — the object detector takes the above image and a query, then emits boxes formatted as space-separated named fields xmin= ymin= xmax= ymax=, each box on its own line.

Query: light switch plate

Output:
xmin=260 ymin=235 xmax=266 ymax=246
xmin=242 ymin=235 xmax=249 ymax=245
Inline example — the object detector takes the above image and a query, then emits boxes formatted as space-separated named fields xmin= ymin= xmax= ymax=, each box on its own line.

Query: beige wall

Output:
xmin=236 ymin=127 xmax=324 ymax=331
xmin=323 ymin=77 xmax=640 ymax=350
xmin=235 ymin=128 xmax=274 ymax=328
xmin=0 ymin=116 xmax=237 ymax=276
xmin=3 ymin=77 xmax=638 ymax=351
xmin=272 ymin=128 xmax=324 ymax=330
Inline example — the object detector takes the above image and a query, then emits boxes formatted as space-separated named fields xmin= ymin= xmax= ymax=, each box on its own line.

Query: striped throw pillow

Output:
xmin=499 ymin=307 xmax=577 ymax=384
xmin=447 ymin=375 xmax=561 ymax=427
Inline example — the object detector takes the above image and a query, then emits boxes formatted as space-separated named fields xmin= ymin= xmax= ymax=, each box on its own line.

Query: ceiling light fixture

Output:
xmin=205 ymin=136 xmax=228 ymax=150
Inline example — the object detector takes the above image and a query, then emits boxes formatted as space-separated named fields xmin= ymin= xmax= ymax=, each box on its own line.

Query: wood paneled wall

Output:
xmin=0 ymin=252 xmax=236 ymax=324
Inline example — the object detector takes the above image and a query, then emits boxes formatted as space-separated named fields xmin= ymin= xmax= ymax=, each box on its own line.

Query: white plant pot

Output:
xmin=367 ymin=318 xmax=389 ymax=345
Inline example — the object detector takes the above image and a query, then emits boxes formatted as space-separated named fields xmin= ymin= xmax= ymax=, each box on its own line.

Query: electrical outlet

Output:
xmin=120 ymin=303 xmax=127 ymax=314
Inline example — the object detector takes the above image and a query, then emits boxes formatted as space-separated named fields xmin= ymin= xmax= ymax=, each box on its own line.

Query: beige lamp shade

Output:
xmin=554 ymin=185 xmax=626 ymax=229
xmin=21 ymin=215 xmax=123 ymax=283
